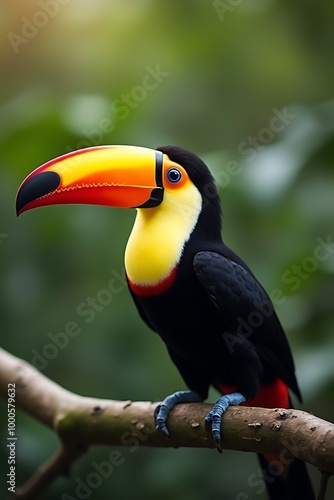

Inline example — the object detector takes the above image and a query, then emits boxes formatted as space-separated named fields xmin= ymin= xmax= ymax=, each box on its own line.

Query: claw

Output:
xmin=215 ymin=440 xmax=223 ymax=454
xmin=153 ymin=403 xmax=161 ymax=423
xmin=205 ymin=392 xmax=245 ymax=452
xmin=154 ymin=390 xmax=203 ymax=437
xmin=154 ymin=403 xmax=170 ymax=436
xmin=204 ymin=413 xmax=212 ymax=431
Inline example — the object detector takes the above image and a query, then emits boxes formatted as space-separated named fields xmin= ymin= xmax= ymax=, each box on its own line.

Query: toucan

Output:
xmin=16 ymin=145 xmax=314 ymax=499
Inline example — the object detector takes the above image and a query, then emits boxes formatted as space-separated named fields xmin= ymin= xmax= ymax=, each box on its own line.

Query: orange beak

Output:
xmin=16 ymin=145 xmax=164 ymax=216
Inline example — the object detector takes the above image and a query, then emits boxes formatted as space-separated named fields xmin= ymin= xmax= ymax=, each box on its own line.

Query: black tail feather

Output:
xmin=257 ymin=453 xmax=315 ymax=500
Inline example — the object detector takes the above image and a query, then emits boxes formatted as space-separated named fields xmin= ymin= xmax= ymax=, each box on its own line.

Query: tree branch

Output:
xmin=0 ymin=347 xmax=333 ymax=499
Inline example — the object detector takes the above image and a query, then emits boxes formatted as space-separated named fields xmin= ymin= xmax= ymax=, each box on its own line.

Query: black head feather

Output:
xmin=157 ymin=145 xmax=222 ymax=241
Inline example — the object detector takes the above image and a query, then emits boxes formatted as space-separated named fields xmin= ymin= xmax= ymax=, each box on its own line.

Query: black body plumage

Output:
xmin=129 ymin=145 xmax=300 ymax=402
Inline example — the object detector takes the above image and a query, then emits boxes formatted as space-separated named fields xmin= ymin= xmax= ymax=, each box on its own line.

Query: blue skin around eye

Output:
xmin=167 ymin=168 xmax=182 ymax=183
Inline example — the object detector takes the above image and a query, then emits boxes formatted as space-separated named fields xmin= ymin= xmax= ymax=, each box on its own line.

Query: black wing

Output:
xmin=193 ymin=251 xmax=301 ymax=400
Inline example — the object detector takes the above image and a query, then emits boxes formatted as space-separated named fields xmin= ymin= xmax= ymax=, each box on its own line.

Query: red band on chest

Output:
xmin=127 ymin=266 xmax=177 ymax=297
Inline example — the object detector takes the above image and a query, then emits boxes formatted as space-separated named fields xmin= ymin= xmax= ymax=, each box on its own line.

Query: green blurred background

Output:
xmin=1 ymin=1 xmax=334 ymax=498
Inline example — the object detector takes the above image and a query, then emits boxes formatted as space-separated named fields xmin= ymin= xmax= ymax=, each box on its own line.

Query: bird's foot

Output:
xmin=205 ymin=392 xmax=246 ymax=453
xmin=154 ymin=390 xmax=203 ymax=437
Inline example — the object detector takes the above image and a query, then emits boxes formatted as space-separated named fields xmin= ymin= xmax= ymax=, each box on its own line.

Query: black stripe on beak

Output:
xmin=136 ymin=150 xmax=164 ymax=209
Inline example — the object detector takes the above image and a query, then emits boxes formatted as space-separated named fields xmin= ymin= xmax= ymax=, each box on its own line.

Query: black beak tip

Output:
xmin=16 ymin=171 xmax=61 ymax=216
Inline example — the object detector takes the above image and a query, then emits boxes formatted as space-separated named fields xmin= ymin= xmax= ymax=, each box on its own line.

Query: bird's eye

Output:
xmin=166 ymin=168 xmax=182 ymax=183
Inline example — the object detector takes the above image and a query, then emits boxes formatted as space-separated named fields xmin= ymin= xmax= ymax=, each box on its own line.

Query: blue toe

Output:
xmin=155 ymin=390 xmax=203 ymax=436
xmin=206 ymin=392 xmax=245 ymax=450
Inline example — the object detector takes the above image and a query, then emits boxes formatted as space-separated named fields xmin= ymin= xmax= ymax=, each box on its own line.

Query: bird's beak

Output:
xmin=16 ymin=145 xmax=164 ymax=216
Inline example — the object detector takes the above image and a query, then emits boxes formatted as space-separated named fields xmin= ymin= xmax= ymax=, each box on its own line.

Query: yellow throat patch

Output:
xmin=125 ymin=181 xmax=202 ymax=287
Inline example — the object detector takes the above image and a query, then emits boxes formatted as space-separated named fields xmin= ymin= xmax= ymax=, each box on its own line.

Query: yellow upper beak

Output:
xmin=16 ymin=145 xmax=164 ymax=216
